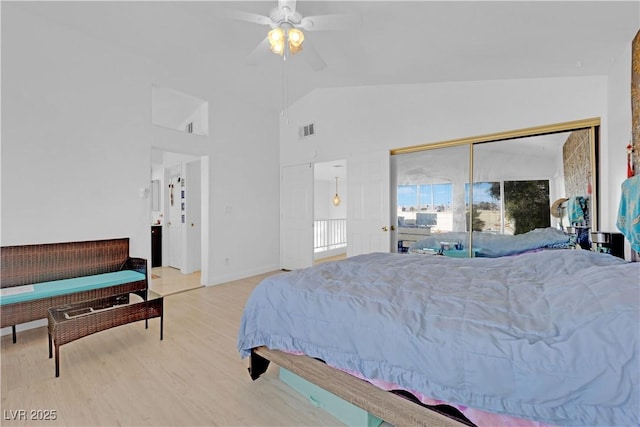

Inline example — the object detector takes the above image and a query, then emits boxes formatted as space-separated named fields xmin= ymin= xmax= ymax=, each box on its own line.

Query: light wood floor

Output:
xmin=150 ymin=266 xmax=203 ymax=296
xmin=314 ymin=253 xmax=346 ymax=265
xmin=0 ymin=272 xmax=346 ymax=426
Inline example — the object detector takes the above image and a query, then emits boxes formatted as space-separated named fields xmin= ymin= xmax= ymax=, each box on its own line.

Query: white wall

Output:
xmin=280 ymin=76 xmax=615 ymax=224
xmin=606 ymin=41 xmax=634 ymax=235
xmin=1 ymin=5 xmax=281 ymax=286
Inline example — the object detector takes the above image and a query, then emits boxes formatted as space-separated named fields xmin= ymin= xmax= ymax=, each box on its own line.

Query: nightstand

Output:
xmin=591 ymin=232 xmax=624 ymax=259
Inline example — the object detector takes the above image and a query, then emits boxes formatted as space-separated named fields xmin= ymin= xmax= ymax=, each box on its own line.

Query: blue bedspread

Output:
xmin=408 ymin=227 xmax=569 ymax=257
xmin=238 ymin=250 xmax=639 ymax=426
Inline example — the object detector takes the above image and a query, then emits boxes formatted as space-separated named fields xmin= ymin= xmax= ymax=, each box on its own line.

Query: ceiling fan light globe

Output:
xmin=270 ymin=41 xmax=284 ymax=55
xmin=288 ymin=28 xmax=304 ymax=47
xmin=268 ymin=27 xmax=286 ymax=55
xmin=289 ymin=43 xmax=303 ymax=55
xmin=268 ymin=27 xmax=285 ymax=44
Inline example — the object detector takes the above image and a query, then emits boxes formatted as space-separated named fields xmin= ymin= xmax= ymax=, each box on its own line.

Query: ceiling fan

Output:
xmin=225 ymin=0 xmax=355 ymax=71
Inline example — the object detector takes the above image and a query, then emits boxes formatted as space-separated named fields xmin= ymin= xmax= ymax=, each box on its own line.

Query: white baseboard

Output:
xmin=205 ymin=263 xmax=281 ymax=286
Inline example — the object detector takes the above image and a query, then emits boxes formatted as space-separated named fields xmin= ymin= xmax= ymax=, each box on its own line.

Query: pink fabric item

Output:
xmin=282 ymin=349 xmax=554 ymax=427
xmin=358 ymin=374 xmax=553 ymax=427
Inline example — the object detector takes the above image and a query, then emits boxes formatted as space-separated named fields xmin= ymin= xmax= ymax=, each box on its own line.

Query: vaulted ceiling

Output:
xmin=8 ymin=1 xmax=640 ymax=112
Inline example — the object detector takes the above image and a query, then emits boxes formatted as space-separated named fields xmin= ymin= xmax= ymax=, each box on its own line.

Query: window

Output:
xmin=465 ymin=182 xmax=501 ymax=232
xmin=465 ymin=180 xmax=550 ymax=234
xmin=503 ymin=180 xmax=551 ymax=234
xmin=397 ymin=183 xmax=453 ymax=231
xmin=398 ymin=185 xmax=419 ymax=211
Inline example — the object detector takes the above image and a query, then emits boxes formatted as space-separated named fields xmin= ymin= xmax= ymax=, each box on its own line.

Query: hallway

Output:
xmin=150 ymin=267 xmax=203 ymax=296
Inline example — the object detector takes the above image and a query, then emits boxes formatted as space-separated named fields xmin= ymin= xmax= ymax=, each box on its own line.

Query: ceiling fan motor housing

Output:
xmin=269 ymin=8 xmax=303 ymax=27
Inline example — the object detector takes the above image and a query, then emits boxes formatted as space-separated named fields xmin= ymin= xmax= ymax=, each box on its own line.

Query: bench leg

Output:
xmin=143 ymin=289 xmax=149 ymax=330
xmin=160 ymin=313 xmax=163 ymax=341
xmin=54 ymin=344 xmax=60 ymax=378
xmin=12 ymin=325 xmax=16 ymax=343
xmin=48 ymin=333 xmax=53 ymax=359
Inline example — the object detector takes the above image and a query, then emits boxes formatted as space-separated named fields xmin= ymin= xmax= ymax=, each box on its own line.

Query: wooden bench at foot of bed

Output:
xmin=1 ymin=238 xmax=148 ymax=343
xmin=249 ymin=346 xmax=468 ymax=427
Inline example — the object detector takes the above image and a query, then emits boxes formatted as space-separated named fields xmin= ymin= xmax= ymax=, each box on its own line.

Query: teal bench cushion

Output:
xmin=0 ymin=270 xmax=145 ymax=306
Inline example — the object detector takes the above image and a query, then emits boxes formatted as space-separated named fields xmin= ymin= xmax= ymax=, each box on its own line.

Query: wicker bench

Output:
xmin=1 ymin=238 xmax=148 ymax=343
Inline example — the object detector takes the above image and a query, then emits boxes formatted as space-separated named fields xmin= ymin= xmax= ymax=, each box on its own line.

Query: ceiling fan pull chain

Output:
xmin=282 ymin=49 xmax=289 ymax=123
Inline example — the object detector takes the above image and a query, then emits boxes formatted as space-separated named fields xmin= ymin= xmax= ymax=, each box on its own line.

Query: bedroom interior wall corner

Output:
xmin=604 ymin=30 xmax=636 ymax=233
xmin=3 ymin=4 xmax=282 ymax=293
xmin=205 ymin=102 xmax=281 ymax=286
xmin=632 ymin=30 xmax=640 ymax=175
xmin=1 ymin=5 xmax=154 ymax=260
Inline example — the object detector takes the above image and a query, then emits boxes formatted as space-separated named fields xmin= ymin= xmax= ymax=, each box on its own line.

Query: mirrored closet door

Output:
xmin=391 ymin=119 xmax=599 ymax=256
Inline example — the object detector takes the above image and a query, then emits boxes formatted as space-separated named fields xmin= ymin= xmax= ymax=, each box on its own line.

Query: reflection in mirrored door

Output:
xmin=392 ymin=144 xmax=470 ymax=253
xmin=390 ymin=118 xmax=600 ymax=257
xmin=472 ymin=134 xmax=567 ymax=235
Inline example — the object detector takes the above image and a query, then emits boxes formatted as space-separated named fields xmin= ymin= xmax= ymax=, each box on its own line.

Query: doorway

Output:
xmin=281 ymin=151 xmax=395 ymax=266
xmin=166 ymin=165 xmax=183 ymax=269
xmin=151 ymin=148 xmax=208 ymax=294
xmin=313 ymin=160 xmax=347 ymax=263
xmin=280 ymin=159 xmax=348 ymax=270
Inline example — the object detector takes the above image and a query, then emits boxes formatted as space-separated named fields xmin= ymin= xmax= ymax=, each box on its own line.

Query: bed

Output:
xmin=407 ymin=227 xmax=571 ymax=257
xmin=238 ymin=249 xmax=639 ymax=426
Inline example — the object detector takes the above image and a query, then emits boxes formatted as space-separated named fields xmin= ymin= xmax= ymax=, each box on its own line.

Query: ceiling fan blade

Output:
xmin=299 ymin=14 xmax=358 ymax=31
xmin=245 ymin=37 xmax=271 ymax=66
xmin=300 ymin=41 xmax=326 ymax=72
xmin=220 ymin=8 xmax=273 ymax=26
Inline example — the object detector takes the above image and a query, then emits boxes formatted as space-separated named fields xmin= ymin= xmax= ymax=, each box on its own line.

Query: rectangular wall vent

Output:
xmin=299 ymin=123 xmax=316 ymax=139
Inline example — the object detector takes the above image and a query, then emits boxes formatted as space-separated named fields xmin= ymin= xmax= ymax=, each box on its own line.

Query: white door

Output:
xmin=281 ymin=163 xmax=314 ymax=270
xmin=167 ymin=167 xmax=183 ymax=269
xmin=347 ymin=150 xmax=391 ymax=256
xmin=184 ymin=159 xmax=201 ymax=274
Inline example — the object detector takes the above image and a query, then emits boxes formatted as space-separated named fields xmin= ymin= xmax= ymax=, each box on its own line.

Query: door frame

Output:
xmin=151 ymin=147 xmax=209 ymax=285
xmin=313 ymin=159 xmax=348 ymax=261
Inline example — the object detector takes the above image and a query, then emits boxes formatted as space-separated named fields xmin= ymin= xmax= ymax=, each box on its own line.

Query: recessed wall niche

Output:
xmin=151 ymin=85 xmax=209 ymax=136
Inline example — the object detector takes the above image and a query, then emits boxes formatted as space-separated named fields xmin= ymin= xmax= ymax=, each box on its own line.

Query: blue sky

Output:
xmin=466 ymin=182 xmax=499 ymax=204
xmin=398 ymin=184 xmax=452 ymax=207
xmin=398 ymin=182 xmax=498 ymax=207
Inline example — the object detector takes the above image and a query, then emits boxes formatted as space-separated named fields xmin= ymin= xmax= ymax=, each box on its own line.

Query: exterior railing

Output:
xmin=314 ymin=219 xmax=347 ymax=253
